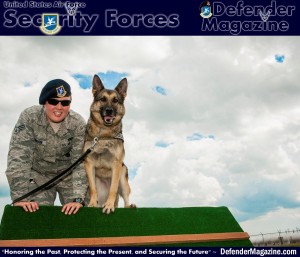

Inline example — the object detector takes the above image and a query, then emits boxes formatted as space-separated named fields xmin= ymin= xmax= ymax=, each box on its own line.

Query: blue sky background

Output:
xmin=0 ymin=37 xmax=299 ymax=237
xmin=73 ymin=71 xmax=129 ymax=90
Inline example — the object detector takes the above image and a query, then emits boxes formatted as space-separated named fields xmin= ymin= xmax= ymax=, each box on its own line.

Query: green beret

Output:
xmin=39 ymin=79 xmax=71 ymax=105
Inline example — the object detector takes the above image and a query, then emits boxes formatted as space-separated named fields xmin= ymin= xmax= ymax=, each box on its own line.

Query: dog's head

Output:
xmin=91 ymin=74 xmax=127 ymax=126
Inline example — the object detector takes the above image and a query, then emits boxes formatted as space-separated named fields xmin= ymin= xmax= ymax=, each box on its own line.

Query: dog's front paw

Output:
xmin=130 ymin=203 xmax=137 ymax=208
xmin=102 ymin=201 xmax=115 ymax=214
xmin=88 ymin=199 xmax=98 ymax=207
xmin=125 ymin=203 xmax=137 ymax=208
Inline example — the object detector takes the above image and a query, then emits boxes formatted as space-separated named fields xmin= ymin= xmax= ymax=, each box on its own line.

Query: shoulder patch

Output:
xmin=14 ymin=124 xmax=26 ymax=134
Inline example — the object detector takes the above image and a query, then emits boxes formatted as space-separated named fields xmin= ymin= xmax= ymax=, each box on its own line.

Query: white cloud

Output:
xmin=1 ymin=36 xmax=300 ymax=237
xmin=241 ymin=207 xmax=300 ymax=237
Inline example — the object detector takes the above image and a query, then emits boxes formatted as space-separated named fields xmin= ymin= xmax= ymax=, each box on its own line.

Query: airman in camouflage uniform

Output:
xmin=5 ymin=79 xmax=88 ymax=215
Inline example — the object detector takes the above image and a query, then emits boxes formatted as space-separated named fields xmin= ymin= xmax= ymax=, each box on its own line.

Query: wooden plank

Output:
xmin=0 ymin=232 xmax=249 ymax=247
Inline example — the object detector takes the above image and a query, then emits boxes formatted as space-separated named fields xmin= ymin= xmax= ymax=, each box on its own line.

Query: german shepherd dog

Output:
xmin=84 ymin=75 xmax=135 ymax=214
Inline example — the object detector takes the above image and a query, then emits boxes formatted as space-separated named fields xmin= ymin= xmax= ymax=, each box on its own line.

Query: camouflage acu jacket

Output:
xmin=6 ymin=105 xmax=88 ymax=202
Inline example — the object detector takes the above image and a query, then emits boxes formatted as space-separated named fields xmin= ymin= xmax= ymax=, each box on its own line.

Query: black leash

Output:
xmin=11 ymin=137 xmax=99 ymax=205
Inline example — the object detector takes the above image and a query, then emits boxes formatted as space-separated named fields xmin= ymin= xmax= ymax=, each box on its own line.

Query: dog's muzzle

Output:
xmin=101 ymin=107 xmax=116 ymax=125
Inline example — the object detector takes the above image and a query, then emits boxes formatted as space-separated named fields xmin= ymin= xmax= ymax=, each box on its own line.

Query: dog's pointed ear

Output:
xmin=115 ymin=78 xmax=128 ymax=100
xmin=92 ymin=75 xmax=104 ymax=97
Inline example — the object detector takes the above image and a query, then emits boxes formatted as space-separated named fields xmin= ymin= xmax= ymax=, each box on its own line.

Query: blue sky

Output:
xmin=275 ymin=54 xmax=285 ymax=63
xmin=155 ymin=140 xmax=172 ymax=148
xmin=72 ymin=71 xmax=129 ymax=89
xmin=187 ymin=133 xmax=215 ymax=141
xmin=153 ymin=85 xmax=168 ymax=96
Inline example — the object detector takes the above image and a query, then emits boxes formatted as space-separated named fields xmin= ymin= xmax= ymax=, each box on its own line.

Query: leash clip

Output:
xmin=90 ymin=137 xmax=99 ymax=151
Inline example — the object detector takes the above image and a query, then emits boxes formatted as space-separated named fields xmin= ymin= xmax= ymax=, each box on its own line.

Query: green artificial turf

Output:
xmin=0 ymin=205 xmax=252 ymax=246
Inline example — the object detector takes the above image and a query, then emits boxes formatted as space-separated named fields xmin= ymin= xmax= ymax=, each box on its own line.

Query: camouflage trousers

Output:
xmin=27 ymin=170 xmax=74 ymax=205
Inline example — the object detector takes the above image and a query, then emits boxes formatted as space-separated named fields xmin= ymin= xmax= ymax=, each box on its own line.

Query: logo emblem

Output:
xmin=65 ymin=2 xmax=79 ymax=16
xmin=56 ymin=86 xmax=67 ymax=97
xmin=200 ymin=1 xmax=213 ymax=18
xmin=40 ymin=14 xmax=61 ymax=35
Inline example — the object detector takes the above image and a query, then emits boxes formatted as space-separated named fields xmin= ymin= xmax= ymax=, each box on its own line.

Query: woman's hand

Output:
xmin=61 ymin=202 xmax=83 ymax=215
xmin=13 ymin=201 xmax=39 ymax=212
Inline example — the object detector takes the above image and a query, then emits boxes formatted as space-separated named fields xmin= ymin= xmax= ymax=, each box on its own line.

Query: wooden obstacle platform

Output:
xmin=0 ymin=205 xmax=252 ymax=247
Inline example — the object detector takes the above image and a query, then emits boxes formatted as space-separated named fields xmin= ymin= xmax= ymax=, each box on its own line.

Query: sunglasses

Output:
xmin=47 ymin=99 xmax=71 ymax=106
